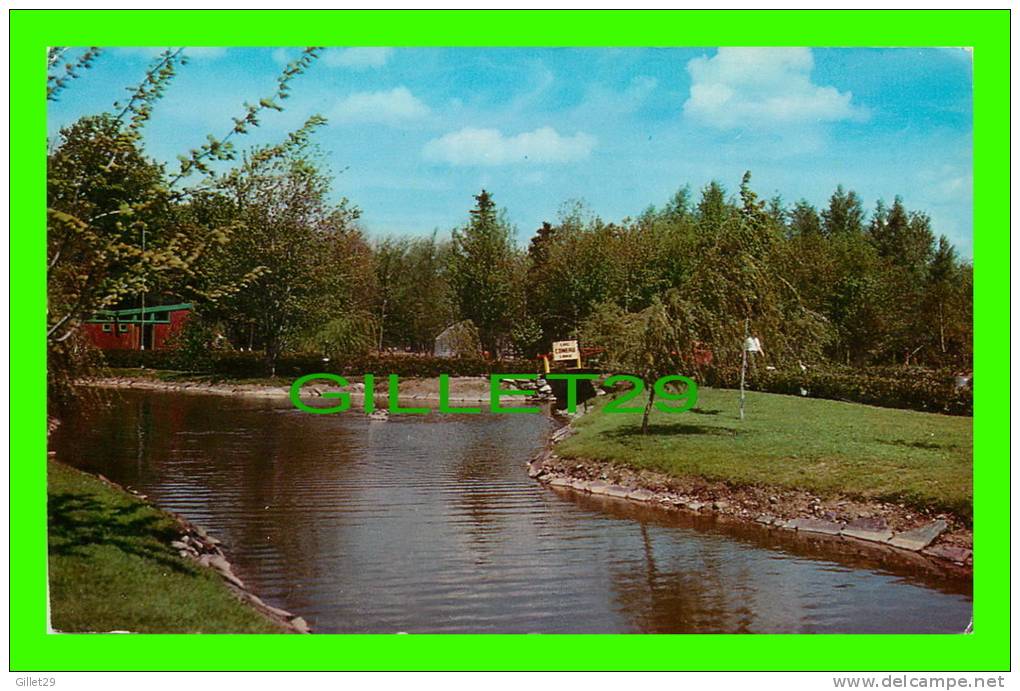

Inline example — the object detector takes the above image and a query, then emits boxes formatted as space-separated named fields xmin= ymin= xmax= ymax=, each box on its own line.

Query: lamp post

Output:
xmin=139 ymin=226 xmax=146 ymax=351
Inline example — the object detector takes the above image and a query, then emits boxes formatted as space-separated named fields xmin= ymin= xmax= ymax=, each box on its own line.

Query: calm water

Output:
xmin=52 ymin=389 xmax=972 ymax=633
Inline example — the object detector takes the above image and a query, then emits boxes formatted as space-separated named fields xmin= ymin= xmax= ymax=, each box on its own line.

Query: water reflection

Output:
xmin=52 ymin=389 xmax=972 ymax=634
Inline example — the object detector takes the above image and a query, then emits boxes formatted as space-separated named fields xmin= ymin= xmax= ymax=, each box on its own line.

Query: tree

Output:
xmin=46 ymin=47 xmax=324 ymax=401
xmin=47 ymin=114 xmax=175 ymax=341
xmin=447 ymin=190 xmax=522 ymax=355
xmin=863 ymin=197 xmax=941 ymax=362
xmin=662 ymin=185 xmax=693 ymax=223
xmin=533 ymin=217 xmax=620 ymax=338
xmin=821 ymin=185 xmax=865 ymax=237
xmin=200 ymin=151 xmax=372 ymax=372
xmin=925 ymin=235 xmax=962 ymax=360
xmin=523 ymin=222 xmax=558 ymax=349
xmin=580 ymin=291 xmax=699 ymax=433
xmin=868 ymin=196 xmax=934 ymax=271
xmin=374 ymin=233 xmax=454 ymax=351
xmin=788 ymin=200 xmax=822 ymax=238
xmin=46 ymin=112 xmax=232 ymax=410
xmin=696 ymin=180 xmax=730 ymax=236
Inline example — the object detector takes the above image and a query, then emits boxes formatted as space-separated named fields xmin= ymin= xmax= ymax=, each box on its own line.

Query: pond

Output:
xmin=51 ymin=388 xmax=972 ymax=633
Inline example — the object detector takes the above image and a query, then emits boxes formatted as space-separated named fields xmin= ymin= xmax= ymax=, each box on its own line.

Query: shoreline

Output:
xmin=60 ymin=462 xmax=310 ymax=633
xmin=529 ymin=416 xmax=973 ymax=576
xmin=164 ymin=504 xmax=311 ymax=634
xmin=85 ymin=373 xmax=525 ymax=403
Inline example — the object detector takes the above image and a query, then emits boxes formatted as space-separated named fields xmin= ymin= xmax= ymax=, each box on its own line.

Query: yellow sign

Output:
xmin=552 ymin=340 xmax=580 ymax=362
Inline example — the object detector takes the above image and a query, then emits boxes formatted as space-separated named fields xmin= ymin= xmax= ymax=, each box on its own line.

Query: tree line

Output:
xmin=366 ymin=176 xmax=971 ymax=372
xmin=46 ymin=48 xmax=972 ymax=411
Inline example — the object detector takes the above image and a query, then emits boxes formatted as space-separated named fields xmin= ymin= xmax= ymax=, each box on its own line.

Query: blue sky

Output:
xmin=48 ymin=46 xmax=974 ymax=257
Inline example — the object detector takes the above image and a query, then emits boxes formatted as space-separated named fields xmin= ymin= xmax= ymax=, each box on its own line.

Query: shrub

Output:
xmin=101 ymin=349 xmax=190 ymax=371
xmin=272 ymin=353 xmax=536 ymax=379
xmin=701 ymin=363 xmax=972 ymax=416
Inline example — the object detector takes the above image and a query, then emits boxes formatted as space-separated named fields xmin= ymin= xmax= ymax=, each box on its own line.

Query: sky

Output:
xmin=47 ymin=46 xmax=974 ymax=257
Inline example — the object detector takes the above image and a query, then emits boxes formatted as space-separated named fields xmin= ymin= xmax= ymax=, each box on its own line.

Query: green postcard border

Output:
xmin=10 ymin=9 xmax=1010 ymax=671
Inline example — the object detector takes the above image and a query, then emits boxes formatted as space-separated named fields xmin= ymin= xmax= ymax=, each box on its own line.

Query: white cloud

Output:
xmin=271 ymin=48 xmax=292 ymax=66
xmin=423 ymin=127 xmax=596 ymax=166
xmin=683 ymin=48 xmax=866 ymax=129
xmin=330 ymin=87 xmax=430 ymax=125
xmin=323 ymin=47 xmax=393 ymax=69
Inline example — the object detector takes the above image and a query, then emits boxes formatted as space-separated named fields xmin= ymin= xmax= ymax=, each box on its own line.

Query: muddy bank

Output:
xmin=87 ymin=374 xmax=506 ymax=402
xmin=86 ymin=469 xmax=310 ymax=633
xmin=529 ymin=418 xmax=972 ymax=575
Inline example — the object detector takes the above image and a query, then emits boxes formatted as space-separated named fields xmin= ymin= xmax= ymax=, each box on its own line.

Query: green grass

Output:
xmin=47 ymin=461 xmax=284 ymax=633
xmin=559 ymin=387 xmax=973 ymax=518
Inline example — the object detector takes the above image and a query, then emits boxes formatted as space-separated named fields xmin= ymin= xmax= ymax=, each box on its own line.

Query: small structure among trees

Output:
xmin=434 ymin=320 xmax=482 ymax=358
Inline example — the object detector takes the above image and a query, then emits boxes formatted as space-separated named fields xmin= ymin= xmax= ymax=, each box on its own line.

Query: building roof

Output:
xmin=86 ymin=303 xmax=192 ymax=323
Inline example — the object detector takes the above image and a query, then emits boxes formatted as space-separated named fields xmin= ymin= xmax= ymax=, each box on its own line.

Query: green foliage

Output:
xmin=170 ymin=48 xmax=323 ymax=183
xmin=509 ymin=315 xmax=543 ymax=358
xmin=302 ymin=312 xmax=378 ymax=359
xmin=47 ymin=114 xmax=177 ymax=336
xmin=194 ymin=149 xmax=375 ymax=371
xmin=701 ymin=363 xmax=972 ymax=416
xmin=46 ymin=46 xmax=326 ymax=402
xmin=47 ymin=332 xmax=107 ymax=422
xmin=821 ymin=184 xmax=866 ymax=236
xmin=160 ymin=309 xmax=230 ymax=371
xmin=447 ymin=190 xmax=523 ymax=354
xmin=789 ymin=199 xmax=822 ymax=238
xmin=492 ymin=171 xmax=970 ymax=394
xmin=273 ymin=353 xmax=535 ymax=379
xmin=374 ymin=232 xmax=455 ymax=350
xmin=47 ymin=47 xmax=102 ymax=102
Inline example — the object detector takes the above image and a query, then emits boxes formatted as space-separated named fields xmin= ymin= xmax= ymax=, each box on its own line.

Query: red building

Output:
xmin=83 ymin=303 xmax=192 ymax=351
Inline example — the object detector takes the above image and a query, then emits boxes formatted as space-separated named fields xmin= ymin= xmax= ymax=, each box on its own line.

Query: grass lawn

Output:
xmin=558 ymin=387 xmax=972 ymax=518
xmin=47 ymin=461 xmax=283 ymax=633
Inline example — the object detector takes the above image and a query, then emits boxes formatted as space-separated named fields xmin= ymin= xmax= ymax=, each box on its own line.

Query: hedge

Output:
xmin=701 ymin=364 xmax=972 ymax=417
xmin=100 ymin=350 xmax=972 ymax=416
xmin=101 ymin=348 xmax=194 ymax=371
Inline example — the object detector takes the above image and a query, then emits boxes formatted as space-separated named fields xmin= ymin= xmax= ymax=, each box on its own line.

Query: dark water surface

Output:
xmin=52 ymin=389 xmax=972 ymax=633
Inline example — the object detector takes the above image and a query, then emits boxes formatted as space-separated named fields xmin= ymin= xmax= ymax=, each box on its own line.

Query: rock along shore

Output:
xmin=87 ymin=470 xmax=311 ymax=633
xmin=528 ymin=416 xmax=972 ymax=575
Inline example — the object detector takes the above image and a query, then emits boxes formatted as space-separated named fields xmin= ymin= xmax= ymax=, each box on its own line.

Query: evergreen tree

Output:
xmin=662 ymin=186 xmax=693 ymax=223
xmin=789 ymin=200 xmax=822 ymax=238
xmin=696 ymin=181 xmax=729 ymax=236
xmin=448 ymin=190 xmax=521 ymax=355
xmin=822 ymin=185 xmax=865 ymax=236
